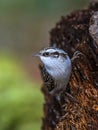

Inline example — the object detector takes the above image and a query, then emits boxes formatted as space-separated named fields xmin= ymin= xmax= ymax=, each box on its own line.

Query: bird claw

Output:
xmin=73 ymin=50 xmax=83 ymax=57
xmin=72 ymin=50 xmax=84 ymax=61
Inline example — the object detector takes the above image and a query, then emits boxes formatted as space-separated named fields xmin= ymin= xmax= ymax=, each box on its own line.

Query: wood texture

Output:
xmin=40 ymin=2 xmax=98 ymax=130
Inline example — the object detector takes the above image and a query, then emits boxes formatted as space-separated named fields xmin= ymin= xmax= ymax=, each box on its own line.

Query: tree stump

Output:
xmin=40 ymin=2 xmax=98 ymax=130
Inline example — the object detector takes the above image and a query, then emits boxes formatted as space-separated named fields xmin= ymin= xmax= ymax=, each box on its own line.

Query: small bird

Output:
xmin=34 ymin=47 xmax=72 ymax=95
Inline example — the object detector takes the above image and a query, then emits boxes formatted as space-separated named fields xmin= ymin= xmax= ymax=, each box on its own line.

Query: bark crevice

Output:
xmin=40 ymin=2 xmax=98 ymax=130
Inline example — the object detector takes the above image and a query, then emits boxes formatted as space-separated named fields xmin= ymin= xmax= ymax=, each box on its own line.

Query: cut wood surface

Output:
xmin=40 ymin=2 xmax=98 ymax=130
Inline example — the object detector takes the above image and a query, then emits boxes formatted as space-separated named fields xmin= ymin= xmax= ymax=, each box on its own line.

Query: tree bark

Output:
xmin=40 ymin=2 xmax=98 ymax=130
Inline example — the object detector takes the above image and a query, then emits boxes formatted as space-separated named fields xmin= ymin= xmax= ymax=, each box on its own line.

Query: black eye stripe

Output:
xmin=60 ymin=53 xmax=67 ymax=58
xmin=43 ymin=52 xmax=50 ymax=56
xmin=50 ymin=52 xmax=59 ymax=57
xmin=42 ymin=51 xmax=67 ymax=58
xmin=51 ymin=52 xmax=59 ymax=55
xmin=51 ymin=52 xmax=67 ymax=58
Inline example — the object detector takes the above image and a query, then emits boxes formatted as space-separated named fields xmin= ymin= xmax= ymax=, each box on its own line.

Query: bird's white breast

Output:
xmin=43 ymin=56 xmax=72 ymax=82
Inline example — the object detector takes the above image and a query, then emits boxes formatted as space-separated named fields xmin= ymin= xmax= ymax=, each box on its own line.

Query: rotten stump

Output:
xmin=40 ymin=2 xmax=98 ymax=130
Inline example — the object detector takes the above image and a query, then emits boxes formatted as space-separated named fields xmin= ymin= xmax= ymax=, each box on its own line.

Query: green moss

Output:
xmin=0 ymin=52 xmax=44 ymax=130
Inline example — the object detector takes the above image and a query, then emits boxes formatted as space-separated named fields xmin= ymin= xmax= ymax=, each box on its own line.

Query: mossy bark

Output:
xmin=40 ymin=2 xmax=98 ymax=130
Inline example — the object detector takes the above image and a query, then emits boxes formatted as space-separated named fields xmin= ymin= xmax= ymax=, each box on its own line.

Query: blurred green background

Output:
xmin=0 ymin=0 xmax=90 ymax=130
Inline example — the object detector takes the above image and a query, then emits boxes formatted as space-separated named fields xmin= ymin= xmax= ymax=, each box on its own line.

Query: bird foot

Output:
xmin=71 ymin=50 xmax=84 ymax=61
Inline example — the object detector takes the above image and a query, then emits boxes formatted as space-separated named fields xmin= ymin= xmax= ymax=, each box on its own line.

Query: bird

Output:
xmin=34 ymin=47 xmax=72 ymax=95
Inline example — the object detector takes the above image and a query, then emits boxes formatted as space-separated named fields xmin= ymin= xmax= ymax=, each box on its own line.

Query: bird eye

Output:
xmin=43 ymin=52 xmax=49 ymax=57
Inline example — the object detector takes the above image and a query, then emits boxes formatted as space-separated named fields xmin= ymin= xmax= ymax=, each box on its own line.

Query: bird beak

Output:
xmin=33 ymin=52 xmax=41 ymax=57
